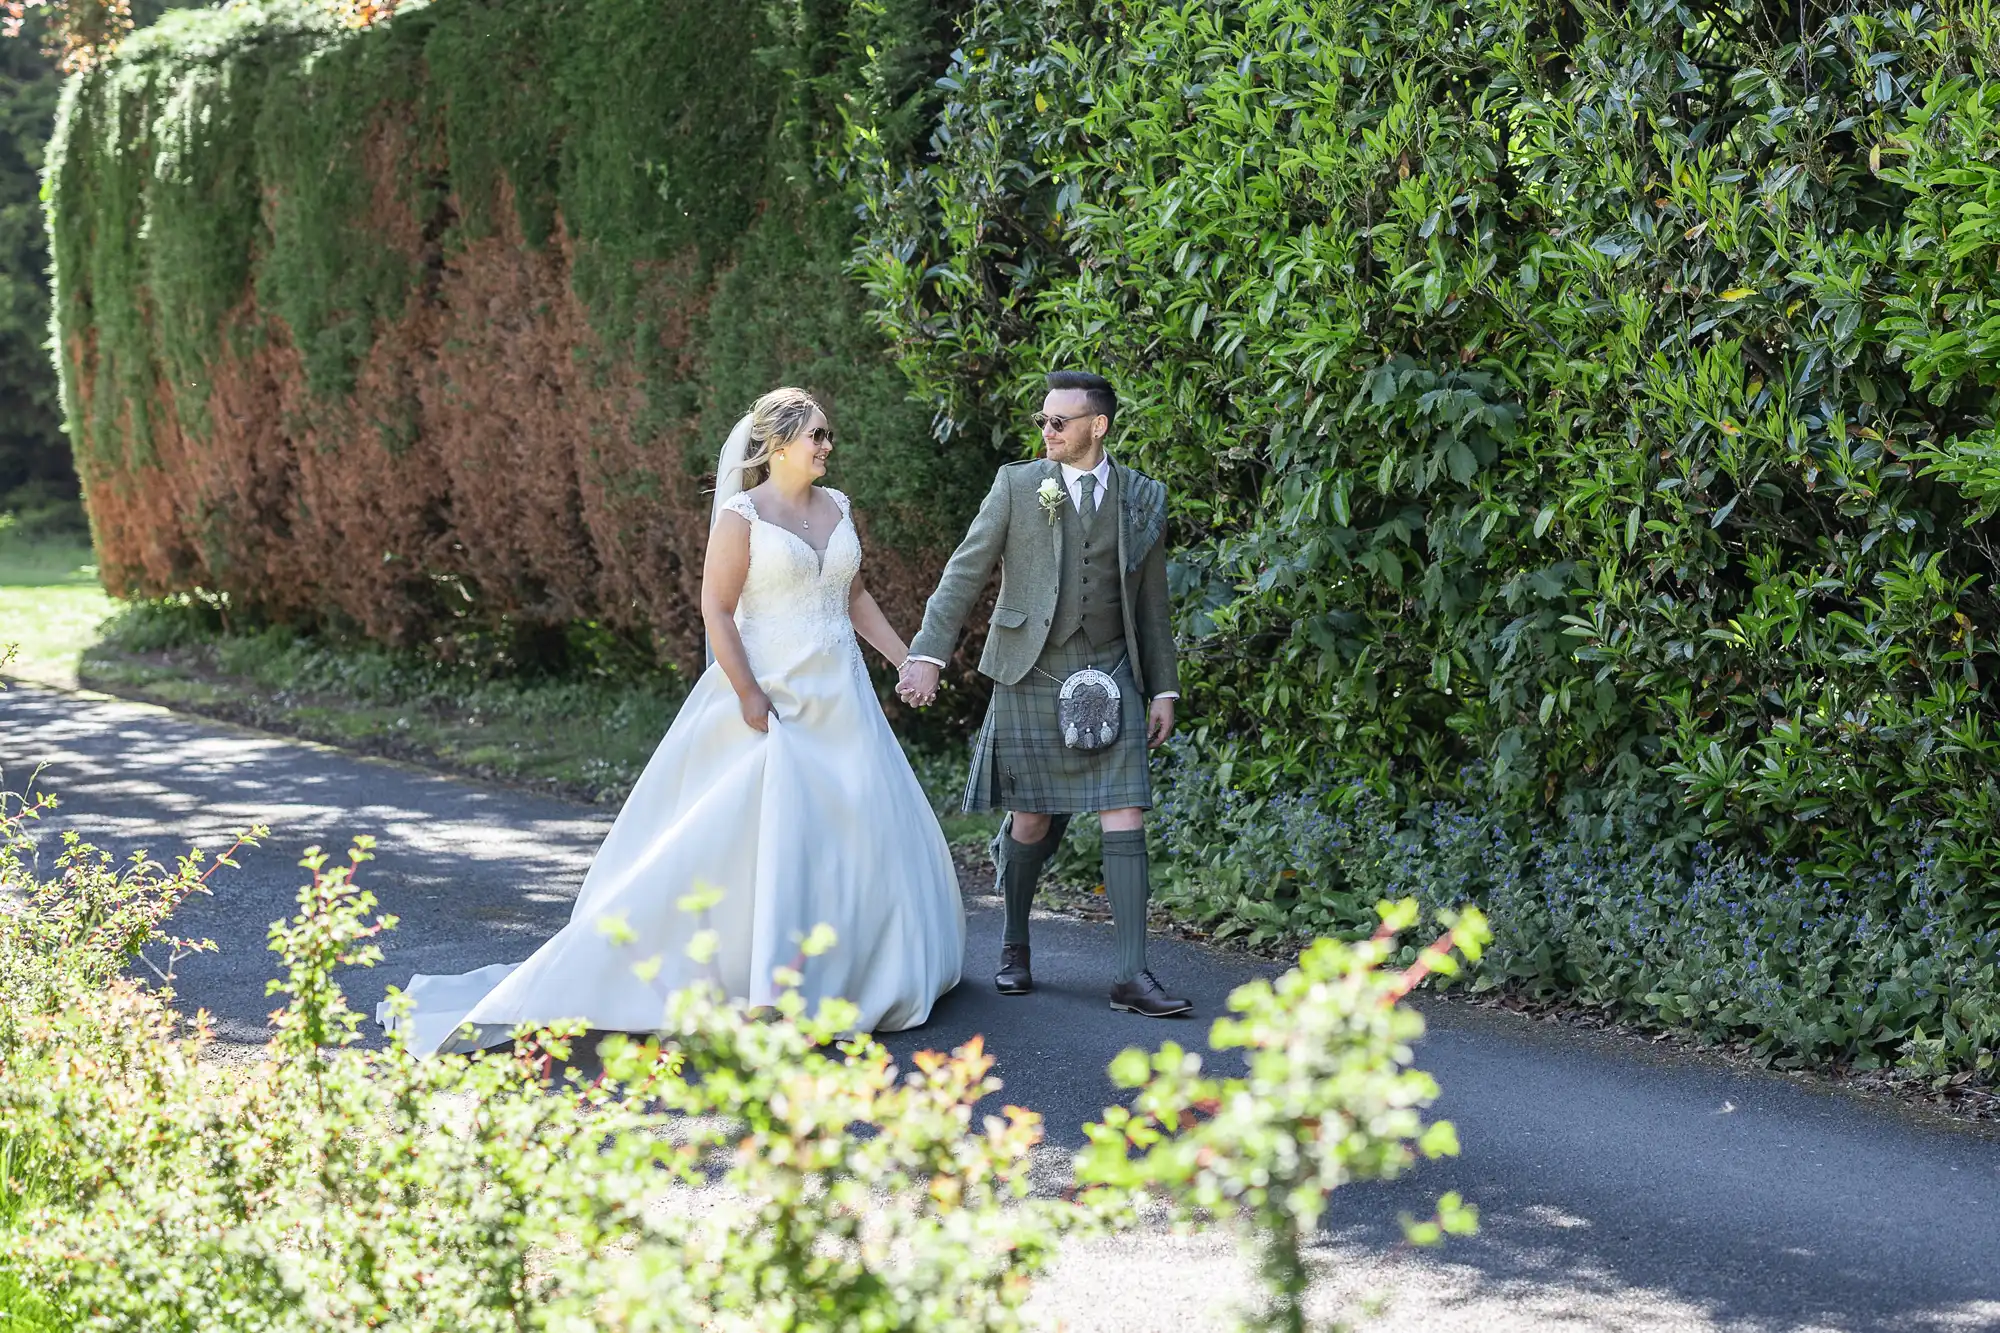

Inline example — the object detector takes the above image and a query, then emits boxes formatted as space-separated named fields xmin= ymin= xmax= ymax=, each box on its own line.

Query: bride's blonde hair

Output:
xmin=737 ymin=387 xmax=823 ymax=487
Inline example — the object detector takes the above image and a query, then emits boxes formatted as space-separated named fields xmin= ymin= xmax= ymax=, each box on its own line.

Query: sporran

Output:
xmin=1052 ymin=665 xmax=1122 ymax=753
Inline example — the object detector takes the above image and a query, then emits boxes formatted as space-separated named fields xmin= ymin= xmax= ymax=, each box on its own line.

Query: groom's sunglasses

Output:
xmin=1032 ymin=412 xmax=1093 ymax=432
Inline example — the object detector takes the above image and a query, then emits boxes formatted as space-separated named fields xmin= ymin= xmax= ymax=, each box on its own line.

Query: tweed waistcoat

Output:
xmin=1048 ymin=475 xmax=1125 ymax=649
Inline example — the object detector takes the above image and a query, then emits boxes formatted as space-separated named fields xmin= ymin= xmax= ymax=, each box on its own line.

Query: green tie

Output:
xmin=1078 ymin=472 xmax=1097 ymax=520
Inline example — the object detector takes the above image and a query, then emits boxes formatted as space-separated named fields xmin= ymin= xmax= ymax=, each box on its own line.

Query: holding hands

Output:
xmin=897 ymin=657 xmax=940 ymax=708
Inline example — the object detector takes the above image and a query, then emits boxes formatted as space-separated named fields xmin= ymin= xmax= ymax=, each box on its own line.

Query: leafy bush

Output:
xmin=0 ymin=762 xmax=1485 ymax=1330
xmin=1077 ymin=899 xmax=1487 ymax=1333
xmin=1 ymin=831 xmax=1080 ymax=1330
xmin=847 ymin=0 xmax=2000 ymax=922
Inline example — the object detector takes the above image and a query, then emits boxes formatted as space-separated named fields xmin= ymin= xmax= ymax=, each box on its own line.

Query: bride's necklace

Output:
xmin=768 ymin=486 xmax=818 ymax=532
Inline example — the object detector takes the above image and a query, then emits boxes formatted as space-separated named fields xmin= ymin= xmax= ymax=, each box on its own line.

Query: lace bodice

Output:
xmin=722 ymin=488 xmax=862 ymax=673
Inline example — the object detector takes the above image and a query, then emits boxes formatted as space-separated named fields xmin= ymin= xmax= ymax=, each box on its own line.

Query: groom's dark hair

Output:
xmin=1046 ymin=370 xmax=1117 ymax=429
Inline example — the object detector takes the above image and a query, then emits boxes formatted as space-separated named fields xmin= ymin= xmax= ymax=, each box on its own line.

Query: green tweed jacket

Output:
xmin=909 ymin=457 xmax=1181 ymax=699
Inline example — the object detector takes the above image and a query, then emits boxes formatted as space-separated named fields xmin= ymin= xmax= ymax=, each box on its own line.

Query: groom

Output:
xmin=898 ymin=370 xmax=1190 ymax=1017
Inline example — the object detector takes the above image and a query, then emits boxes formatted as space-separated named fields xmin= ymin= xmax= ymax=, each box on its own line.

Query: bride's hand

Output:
xmin=740 ymin=686 xmax=776 ymax=732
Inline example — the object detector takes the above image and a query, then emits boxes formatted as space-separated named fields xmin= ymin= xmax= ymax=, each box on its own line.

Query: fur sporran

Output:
xmin=1056 ymin=667 xmax=1122 ymax=753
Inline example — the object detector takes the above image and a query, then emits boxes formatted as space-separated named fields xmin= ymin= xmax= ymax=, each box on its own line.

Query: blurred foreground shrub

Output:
xmin=0 ymin=763 xmax=1481 ymax=1330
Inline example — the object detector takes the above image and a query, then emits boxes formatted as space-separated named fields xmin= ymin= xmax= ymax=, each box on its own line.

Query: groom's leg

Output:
xmin=1101 ymin=809 xmax=1190 ymax=1015
xmin=996 ymin=811 xmax=1070 ymax=947
xmin=1098 ymin=808 xmax=1150 ymax=982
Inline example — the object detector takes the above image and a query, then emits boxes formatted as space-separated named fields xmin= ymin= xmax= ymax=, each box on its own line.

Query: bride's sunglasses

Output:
xmin=806 ymin=426 xmax=835 ymax=446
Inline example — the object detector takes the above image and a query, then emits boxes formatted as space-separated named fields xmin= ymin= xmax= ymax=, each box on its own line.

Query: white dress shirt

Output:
xmin=1061 ymin=457 xmax=1113 ymax=513
xmin=907 ymin=455 xmax=1178 ymax=700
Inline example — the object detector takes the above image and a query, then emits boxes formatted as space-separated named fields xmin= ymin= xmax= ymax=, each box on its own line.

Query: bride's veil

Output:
xmin=704 ymin=412 xmax=758 ymax=667
xmin=710 ymin=411 xmax=758 ymax=531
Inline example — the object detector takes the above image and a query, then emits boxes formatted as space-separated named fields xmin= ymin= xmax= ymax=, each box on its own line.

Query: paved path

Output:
xmin=4 ymin=681 xmax=1999 ymax=1331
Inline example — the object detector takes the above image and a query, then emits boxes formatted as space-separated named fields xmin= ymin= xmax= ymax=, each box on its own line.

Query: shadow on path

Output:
xmin=5 ymin=682 xmax=1998 ymax=1330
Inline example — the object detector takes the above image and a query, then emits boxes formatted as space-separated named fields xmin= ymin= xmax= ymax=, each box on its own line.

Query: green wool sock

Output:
xmin=997 ymin=815 xmax=1069 ymax=947
xmin=1101 ymin=828 xmax=1151 ymax=984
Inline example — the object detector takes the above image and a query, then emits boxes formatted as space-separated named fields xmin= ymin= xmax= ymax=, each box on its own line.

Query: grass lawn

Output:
xmin=0 ymin=532 xmax=114 ymax=690
xmin=0 ymin=1231 xmax=64 ymax=1332
xmin=0 ymin=1189 xmax=63 ymax=1333
xmin=0 ymin=1143 xmax=68 ymax=1332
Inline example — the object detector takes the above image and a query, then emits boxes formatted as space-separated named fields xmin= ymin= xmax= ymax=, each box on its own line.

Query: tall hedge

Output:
xmin=46 ymin=0 xmax=988 ymax=674
xmin=849 ymin=0 xmax=2000 ymax=909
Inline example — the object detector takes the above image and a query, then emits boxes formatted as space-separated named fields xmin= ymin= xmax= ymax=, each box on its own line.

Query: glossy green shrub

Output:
xmin=848 ymin=0 xmax=2000 ymax=919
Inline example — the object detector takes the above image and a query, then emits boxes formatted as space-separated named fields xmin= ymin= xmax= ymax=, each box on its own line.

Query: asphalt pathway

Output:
xmin=4 ymin=681 xmax=1999 ymax=1332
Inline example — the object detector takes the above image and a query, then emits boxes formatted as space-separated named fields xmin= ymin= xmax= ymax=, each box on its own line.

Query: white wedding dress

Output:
xmin=380 ymin=486 xmax=965 ymax=1056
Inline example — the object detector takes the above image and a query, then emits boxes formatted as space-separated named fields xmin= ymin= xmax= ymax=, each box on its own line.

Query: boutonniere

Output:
xmin=1036 ymin=477 xmax=1065 ymax=524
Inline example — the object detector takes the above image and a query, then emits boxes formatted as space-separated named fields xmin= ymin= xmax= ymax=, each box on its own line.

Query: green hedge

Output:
xmin=851 ymin=0 xmax=2000 ymax=889
xmin=48 ymin=0 xmax=2000 ymax=1071
xmin=844 ymin=0 xmax=2000 ymax=1067
xmin=46 ymin=0 xmax=990 ymax=664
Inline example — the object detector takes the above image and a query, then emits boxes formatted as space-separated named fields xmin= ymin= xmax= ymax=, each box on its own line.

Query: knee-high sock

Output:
xmin=1101 ymin=828 xmax=1151 ymax=984
xmin=996 ymin=814 xmax=1068 ymax=946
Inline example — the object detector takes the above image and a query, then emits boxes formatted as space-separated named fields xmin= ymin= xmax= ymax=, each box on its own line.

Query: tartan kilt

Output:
xmin=963 ymin=633 xmax=1153 ymax=814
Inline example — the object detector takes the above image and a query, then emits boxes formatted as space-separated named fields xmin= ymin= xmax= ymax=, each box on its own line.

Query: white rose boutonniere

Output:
xmin=1036 ymin=477 xmax=1065 ymax=524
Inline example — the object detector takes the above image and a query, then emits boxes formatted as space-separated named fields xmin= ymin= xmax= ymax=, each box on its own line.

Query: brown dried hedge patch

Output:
xmin=79 ymin=171 xmax=957 ymax=675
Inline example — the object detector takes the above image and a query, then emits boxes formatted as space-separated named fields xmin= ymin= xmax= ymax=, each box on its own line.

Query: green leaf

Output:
xmin=1418 ymin=1120 xmax=1461 ymax=1158
xmin=1447 ymin=440 xmax=1477 ymax=484
xmin=1108 ymin=1048 xmax=1151 ymax=1087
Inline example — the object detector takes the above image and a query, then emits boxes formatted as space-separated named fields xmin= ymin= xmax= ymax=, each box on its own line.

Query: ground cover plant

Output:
xmin=79 ymin=594 xmax=697 ymax=802
xmin=75 ymin=594 xmax=993 ymax=832
xmin=0 ymin=734 xmax=1484 ymax=1330
xmin=1152 ymin=746 xmax=2000 ymax=1077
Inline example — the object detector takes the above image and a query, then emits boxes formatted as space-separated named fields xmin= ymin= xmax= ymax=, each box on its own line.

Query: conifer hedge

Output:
xmin=45 ymin=0 xmax=983 ymax=674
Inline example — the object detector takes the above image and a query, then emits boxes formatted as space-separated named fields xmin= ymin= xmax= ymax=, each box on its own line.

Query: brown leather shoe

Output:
xmin=995 ymin=943 xmax=1033 ymax=995
xmin=1109 ymin=970 xmax=1192 ymax=1017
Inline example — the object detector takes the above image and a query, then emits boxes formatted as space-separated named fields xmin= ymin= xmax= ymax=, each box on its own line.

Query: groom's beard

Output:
xmin=1044 ymin=435 xmax=1102 ymax=468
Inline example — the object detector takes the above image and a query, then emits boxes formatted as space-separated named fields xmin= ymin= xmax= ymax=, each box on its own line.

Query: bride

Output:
xmin=380 ymin=388 xmax=966 ymax=1055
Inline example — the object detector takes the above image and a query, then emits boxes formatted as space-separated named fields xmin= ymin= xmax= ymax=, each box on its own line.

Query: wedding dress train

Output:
xmin=379 ymin=487 xmax=965 ymax=1056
